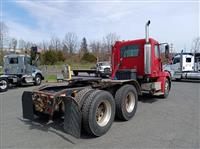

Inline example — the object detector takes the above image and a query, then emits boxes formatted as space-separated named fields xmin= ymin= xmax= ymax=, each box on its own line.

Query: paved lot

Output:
xmin=0 ymin=80 xmax=199 ymax=149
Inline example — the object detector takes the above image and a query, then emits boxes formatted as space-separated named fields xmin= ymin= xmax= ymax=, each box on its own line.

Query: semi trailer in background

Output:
xmin=164 ymin=52 xmax=200 ymax=80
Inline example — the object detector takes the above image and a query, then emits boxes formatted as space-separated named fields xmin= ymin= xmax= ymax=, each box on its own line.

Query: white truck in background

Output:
xmin=164 ymin=52 xmax=200 ymax=80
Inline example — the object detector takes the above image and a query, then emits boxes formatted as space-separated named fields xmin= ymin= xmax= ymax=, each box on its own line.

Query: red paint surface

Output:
xmin=111 ymin=38 xmax=170 ymax=92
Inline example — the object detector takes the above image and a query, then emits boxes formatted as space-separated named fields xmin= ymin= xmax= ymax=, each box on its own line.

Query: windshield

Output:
xmin=25 ymin=56 xmax=31 ymax=65
xmin=98 ymin=62 xmax=110 ymax=66
xmin=173 ymin=57 xmax=180 ymax=64
xmin=9 ymin=57 xmax=18 ymax=64
xmin=120 ymin=44 xmax=139 ymax=58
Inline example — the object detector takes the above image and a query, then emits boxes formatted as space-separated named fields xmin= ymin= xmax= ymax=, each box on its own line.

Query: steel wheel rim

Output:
xmin=96 ymin=100 xmax=111 ymax=127
xmin=125 ymin=92 xmax=135 ymax=113
xmin=0 ymin=80 xmax=7 ymax=90
xmin=36 ymin=77 xmax=41 ymax=84
xmin=165 ymin=80 xmax=169 ymax=93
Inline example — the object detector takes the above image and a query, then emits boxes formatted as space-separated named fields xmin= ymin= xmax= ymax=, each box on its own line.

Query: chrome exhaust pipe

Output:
xmin=144 ymin=20 xmax=151 ymax=75
xmin=145 ymin=20 xmax=151 ymax=43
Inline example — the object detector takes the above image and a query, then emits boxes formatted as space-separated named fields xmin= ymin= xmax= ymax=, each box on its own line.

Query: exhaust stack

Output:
xmin=145 ymin=20 xmax=151 ymax=43
xmin=144 ymin=20 xmax=151 ymax=75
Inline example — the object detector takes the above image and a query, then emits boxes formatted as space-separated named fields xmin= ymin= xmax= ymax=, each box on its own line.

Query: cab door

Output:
xmin=171 ymin=57 xmax=181 ymax=72
xmin=152 ymin=44 xmax=161 ymax=75
xmin=24 ymin=56 xmax=32 ymax=75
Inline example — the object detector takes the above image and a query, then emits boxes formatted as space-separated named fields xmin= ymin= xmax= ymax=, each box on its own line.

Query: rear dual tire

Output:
xmin=82 ymin=90 xmax=115 ymax=137
xmin=115 ymin=85 xmax=138 ymax=121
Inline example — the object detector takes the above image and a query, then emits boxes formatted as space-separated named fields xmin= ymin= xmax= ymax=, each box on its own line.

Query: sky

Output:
xmin=1 ymin=0 xmax=200 ymax=52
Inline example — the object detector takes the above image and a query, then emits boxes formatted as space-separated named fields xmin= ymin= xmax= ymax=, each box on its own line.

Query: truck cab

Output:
xmin=112 ymin=38 xmax=166 ymax=79
xmin=0 ymin=54 xmax=44 ymax=92
xmin=171 ymin=54 xmax=194 ymax=72
xmin=96 ymin=61 xmax=111 ymax=77
xmin=111 ymin=21 xmax=170 ymax=97
xmin=163 ymin=53 xmax=200 ymax=80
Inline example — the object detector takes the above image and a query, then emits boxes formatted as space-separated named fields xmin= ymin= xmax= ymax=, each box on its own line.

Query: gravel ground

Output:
xmin=0 ymin=80 xmax=199 ymax=149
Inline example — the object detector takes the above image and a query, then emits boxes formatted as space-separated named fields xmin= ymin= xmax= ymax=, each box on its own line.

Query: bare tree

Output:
xmin=50 ymin=36 xmax=61 ymax=51
xmin=103 ymin=33 xmax=120 ymax=52
xmin=63 ymin=32 xmax=78 ymax=53
xmin=8 ymin=38 xmax=17 ymax=51
xmin=0 ymin=21 xmax=9 ymax=50
xmin=191 ymin=37 xmax=200 ymax=53
xmin=41 ymin=40 xmax=49 ymax=51
xmin=102 ymin=33 xmax=120 ymax=60
xmin=0 ymin=22 xmax=9 ymax=65
xmin=12 ymin=38 xmax=17 ymax=51
xmin=80 ymin=37 xmax=88 ymax=54
xmin=18 ymin=39 xmax=26 ymax=51
xmin=24 ymin=41 xmax=34 ymax=51
xmin=90 ymin=41 xmax=101 ymax=61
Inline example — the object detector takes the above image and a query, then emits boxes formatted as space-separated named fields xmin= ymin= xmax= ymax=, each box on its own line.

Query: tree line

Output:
xmin=1 ymin=21 xmax=200 ymax=65
xmin=0 ymin=21 xmax=120 ymax=65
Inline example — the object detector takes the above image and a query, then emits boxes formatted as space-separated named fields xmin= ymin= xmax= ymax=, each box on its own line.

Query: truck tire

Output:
xmin=161 ymin=78 xmax=170 ymax=98
xmin=34 ymin=74 xmax=42 ymax=86
xmin=115 ymin=84 xmax=138 ymax=121
xmin=0 ymin=78 xmax=8 ymax=92
xmin=75 ymin=88 xmax=94 ymax=108
xmin=82 ymin=90 xmax=115 ymax=137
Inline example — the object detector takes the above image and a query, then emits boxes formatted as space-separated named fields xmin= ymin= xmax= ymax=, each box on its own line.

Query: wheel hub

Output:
xmin=125 ymin=92 xmax=135 ymax=113
xmin=36 ymin=77 xmax=41 ymax=84
xmin=165 ymin=81 xmax=169 ymax=93
xmin=0 ymin=80 xmax=7 ymax=90
xmin=96 ymin=100 xmax=111 ymax=127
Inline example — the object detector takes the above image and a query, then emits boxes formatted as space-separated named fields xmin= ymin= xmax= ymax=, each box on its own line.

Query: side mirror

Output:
xmin=165 ymin=44 xmax=170 ymax=58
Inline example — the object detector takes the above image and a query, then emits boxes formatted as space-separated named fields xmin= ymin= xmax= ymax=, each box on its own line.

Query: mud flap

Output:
xmin=63 ymin=97 xmax=82 ymax=138
xmin=22 ymin=91 xmax=34 ymax=120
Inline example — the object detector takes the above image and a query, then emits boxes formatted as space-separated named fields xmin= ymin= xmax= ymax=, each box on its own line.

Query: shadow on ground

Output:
xmin=138 ymin=94 xmax=161 ymax=103
xmin=18 ymin=117 xmax=79 ymax=143
xmin=18 ymin=116 xmax=97 ymax=142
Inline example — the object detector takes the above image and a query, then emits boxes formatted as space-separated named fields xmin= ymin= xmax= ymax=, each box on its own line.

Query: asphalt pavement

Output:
xmin=0 ymin=80 xmax=199 ymax=149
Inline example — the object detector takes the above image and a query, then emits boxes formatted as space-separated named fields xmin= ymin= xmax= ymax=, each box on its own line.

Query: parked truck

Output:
xmin=0 ymin=47 xmax=44 ymax=92
xmin=73 ymin=61 xmax=111 ymax=77
xmin=22 ymin=20 xmax=171 ymax=138
xmin=164 ymin=52 xmax=200 ymax=80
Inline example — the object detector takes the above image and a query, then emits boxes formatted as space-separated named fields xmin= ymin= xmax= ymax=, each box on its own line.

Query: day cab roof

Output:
xmin=114 ymin=38 xmax=159 ymax=48
xmin=4 ymin=54 xmax=30 ymax=58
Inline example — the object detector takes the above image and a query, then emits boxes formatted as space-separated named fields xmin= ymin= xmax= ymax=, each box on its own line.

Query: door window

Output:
xmin=9 ymin=58 xmax=18 ymax=64
xmin=120 ymin=45 xmax=139 ymax=58
xmin=173 ymin=57 xmax=180 ymax=64
xmin=154 ymin=45 xmax=159 ymax=58
xmin=186 ymin=58 xmax=191 ymax=63
xmin=25 ymin=57 xmax=31 ymax=65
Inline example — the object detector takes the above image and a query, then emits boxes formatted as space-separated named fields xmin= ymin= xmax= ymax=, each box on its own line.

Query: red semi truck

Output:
xmin=22 ymin=20 xmax=171 ymax=138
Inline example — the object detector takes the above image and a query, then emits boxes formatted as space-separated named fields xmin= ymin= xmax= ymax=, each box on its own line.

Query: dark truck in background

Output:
xmin=73 ymin=61 xmax=111 ymax=77
xmin=0 ymin=47 xmax=44 ymax=92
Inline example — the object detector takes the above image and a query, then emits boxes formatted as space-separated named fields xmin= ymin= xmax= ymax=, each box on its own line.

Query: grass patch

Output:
xmin=70 ymin=62 xmax=95 ymax=70
xmin=0 ymin=67 xmax=2 ymax=75
xmin=41 ymin=62 xmax=96 ymax=82
xmin=45 ymin=74 xmax=57 ymax=82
